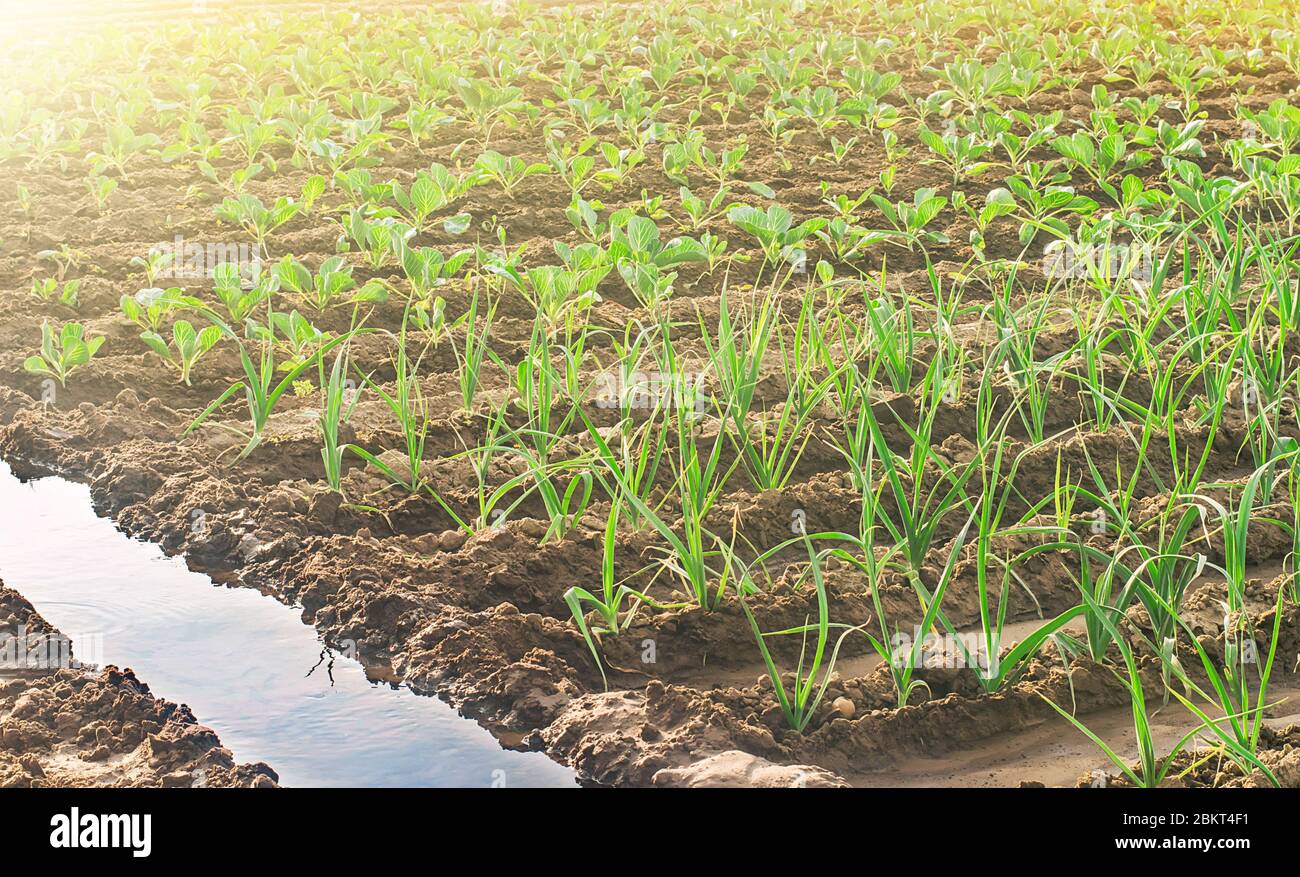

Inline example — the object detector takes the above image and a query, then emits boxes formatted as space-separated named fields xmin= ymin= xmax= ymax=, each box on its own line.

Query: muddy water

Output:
xmin=0 ymin=461 xmax=576 ymax=788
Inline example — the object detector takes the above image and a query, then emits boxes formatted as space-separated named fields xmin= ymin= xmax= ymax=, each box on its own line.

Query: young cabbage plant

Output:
xmin=215 ymin=193 xmax=302 ymax=256
xmin=727 ymin=204 xmax=826 ymax=270
xmin=398 ymin=239 xmax=473 ymax=302
xmin=24 ymin=321 xmax=105 ymax=388
xmin=340 ymin=209 xmax=416 ymax=269
xmin=120 ymin=287 xmax=199 ymax=333
xmin=868 ymin=188 xmax=949 ymax=251
xmin=213 ymin=264 xmax=276 ymax=323
xmin=473 ymin=150 xmax=551 ymax=195
xmin=489 ymin=258 xmax=606 ymax=336
xmin=608 ymin=214 xmax=708 ymax=311
xmin=250 ymin=309 xmax=334 ymax=373
xmin=389 ymin=164 xmax=470 ymax=229
xmin=31 ymin=277 xmax=82 ymax=307
xmin=140 ymin=320 xmax=223 ymax=386
xmin=274 ymin=254 xmax=387 ymax=312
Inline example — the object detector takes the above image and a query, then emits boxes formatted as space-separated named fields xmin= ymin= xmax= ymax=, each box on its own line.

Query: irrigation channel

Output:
xmin=0 ymin=459 xmax=576 ymax=788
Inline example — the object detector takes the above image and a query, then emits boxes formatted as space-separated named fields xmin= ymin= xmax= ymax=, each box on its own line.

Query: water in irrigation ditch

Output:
xmin=0 ymin=460 xmax=577 ymax=788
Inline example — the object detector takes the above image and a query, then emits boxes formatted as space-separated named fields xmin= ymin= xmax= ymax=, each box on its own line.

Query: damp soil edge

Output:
xmin=0 ymin=459 xmax=579 ymax=788
xmin=0 ymin=580 xmax=279 ymax=789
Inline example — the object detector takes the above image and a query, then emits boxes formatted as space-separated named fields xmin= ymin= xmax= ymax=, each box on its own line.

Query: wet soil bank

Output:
xmin=0 ymin=583 xmax=277 ymax=788
xmin=0 ymin=461 xmax=576 ymax=787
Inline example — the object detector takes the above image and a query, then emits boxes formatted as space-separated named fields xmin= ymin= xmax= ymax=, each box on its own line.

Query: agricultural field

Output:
xmin=0 ymin=0 xmax=1298 ymax=792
